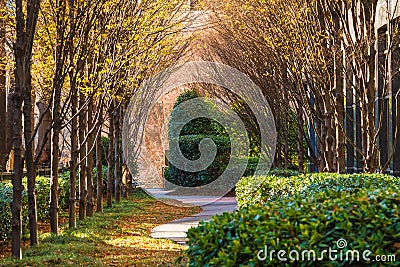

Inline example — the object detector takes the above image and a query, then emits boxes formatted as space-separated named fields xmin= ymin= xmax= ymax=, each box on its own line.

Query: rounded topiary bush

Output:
xmin=165 ymin=90 xmax=231 ymax=187
xmin=166 ymin=134 xmax=231 ymax=187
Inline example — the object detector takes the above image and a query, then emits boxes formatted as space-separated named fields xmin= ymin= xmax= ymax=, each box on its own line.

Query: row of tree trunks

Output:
xmin=6 ymin=0 xmax=181 ymax=259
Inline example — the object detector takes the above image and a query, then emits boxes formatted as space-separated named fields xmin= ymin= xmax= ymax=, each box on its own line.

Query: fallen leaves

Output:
xmin=0 ymin=190 xmax=202 ymax=266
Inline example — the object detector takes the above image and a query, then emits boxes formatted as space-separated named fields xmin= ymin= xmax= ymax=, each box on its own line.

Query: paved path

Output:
xmin=149 ymin=191 xmax=237 ymax=244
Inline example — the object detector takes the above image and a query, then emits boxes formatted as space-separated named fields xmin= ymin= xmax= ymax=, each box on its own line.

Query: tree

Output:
xmin=0 ymin=0 xmax=9 ymax=172
xmin=12 ymin=0 xmax=41 ymax=258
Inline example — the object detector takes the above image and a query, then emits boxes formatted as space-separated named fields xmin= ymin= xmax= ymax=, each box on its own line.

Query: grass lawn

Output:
xmin=0 ymin=189 xmax=202 ymax=266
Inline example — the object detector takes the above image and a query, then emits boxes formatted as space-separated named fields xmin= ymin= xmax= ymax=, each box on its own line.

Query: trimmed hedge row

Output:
xmin=187 ymin=185 xmax=400 ymax=266
xmin=0 ymin=166 xmax=109 ymax=241
xmin=236 ymin=172 xmax=400 ymax=209
xmin=0 ymin=176 xmax=70 ymax=241
xmin=0 ymin=183 xmax=13 ymax=241
xmin=187 ymin=173 xmax=400 ymax=266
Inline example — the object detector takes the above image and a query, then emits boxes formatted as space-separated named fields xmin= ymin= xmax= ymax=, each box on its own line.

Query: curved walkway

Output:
xmin=150 ymin=193 xmax=237 ymax=245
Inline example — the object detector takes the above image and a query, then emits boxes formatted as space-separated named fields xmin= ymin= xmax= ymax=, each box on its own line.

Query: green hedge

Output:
xmin=0 ymin=183 xmax=13 ymax=241
xmin=187 ymin=173 xmax=400 ymax=266
xmin=187 ymin=185 xmax=400 ymax=266
xmin=58 ymin=166 xmax=108 ymax=204
xmin=0 ymin=176 xmax=70 ymax=241
xmin=165 ymin=135 xmax=231 ymax=187
xmin=236 ymin=173 xmax=400 ymax=209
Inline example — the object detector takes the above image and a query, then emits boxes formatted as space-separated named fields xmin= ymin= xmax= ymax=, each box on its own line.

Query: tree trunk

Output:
xmin=24 ymin=8 xmax=40 ymax=241
xmin=11 ymin=90 xmax=23 ymax=259
xmin=24 ymin=73 xmax=38 ymax=246
xmin=49 ymin=0 xmax=68 ymax=234
xmin=86 ymin=99 xmax=94 ymax=216
xmin=50 ymin=107 xmax=60 ymax=234
xmin=284 ymin=116 xmax=289 ymax=169
xmin=13 ymin=0 xmax=41 ymax=255
xmin=332 ymin=7 xmax=346 ymax=174
xmin=322 ymin=91 xmax=336 ymax=172
xmin=35 ymin=102 xmax=51 ymax=166
xmin=12 ymin=1 xmax=26 ymax=258
xmin=283 ymin=92 xmax=289 ymax=169
xmin=274 ymin=119 xmax=282 ymax=168
xmin=11 ymin=51 xmax=24 ymax=259
xmin=107 ymin=105 xmax=114 ymax=208
xmin=49 ymin=57 xmax=63 ymax=234
xmin=78 ymin=92 xmax=87 ymax=220
xmin=96 ymin=117 xmax=103 ymax=212
xmin=363 ymin=2 xmax=379 ymax=173
xmin=49 ymin=77 xmax=62 ymax=234
xmin=297 ymin=108 xmax=304 ymax=172
xmin=122 ymin=164 xmax=130 ymax=199
xmin=69 ymin=72 xmax=78 ymax=228
xmin=114 ymin=106 xmax=121 ymax=203
xmin=365 ymin=43 xmax=378 ymax=172
xmin=316 ymin=119 xmax=326 ymax=172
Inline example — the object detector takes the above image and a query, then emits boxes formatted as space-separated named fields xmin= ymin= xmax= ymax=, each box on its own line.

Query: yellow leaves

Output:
xmin=27 ymin=0 xmax=191 ymax=103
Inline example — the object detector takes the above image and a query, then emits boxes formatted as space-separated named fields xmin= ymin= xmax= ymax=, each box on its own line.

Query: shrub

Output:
xmin=0 ymin=182 xmax=12 ymax=241
xmin=165 ymin=89 xmax=233 ymax=188
xmin=166 ymin=90 xmax=265 ymax=188
xmin=0 ymin=176 xmax=70 ymax=241
xmin=187 ymin=185 xmax=400 ymax=266
xmin=34 ymin=176 xmax=51 ymax=220
xmin=165 ymin=135 xmax=231 ymax=187
xmin=58 ymin=175 xmax=70 ymax=210
xmin=170 ymin=90 xmax=226 ymax=137
xmin=236 ymin=174 xmax=306 ymax=209
xmin=236 ymin=173 xmax=400 ymax=209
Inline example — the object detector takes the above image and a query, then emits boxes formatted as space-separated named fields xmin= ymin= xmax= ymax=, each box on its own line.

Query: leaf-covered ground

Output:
xmin=0 ymin=189 xmax=201 ymax=266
